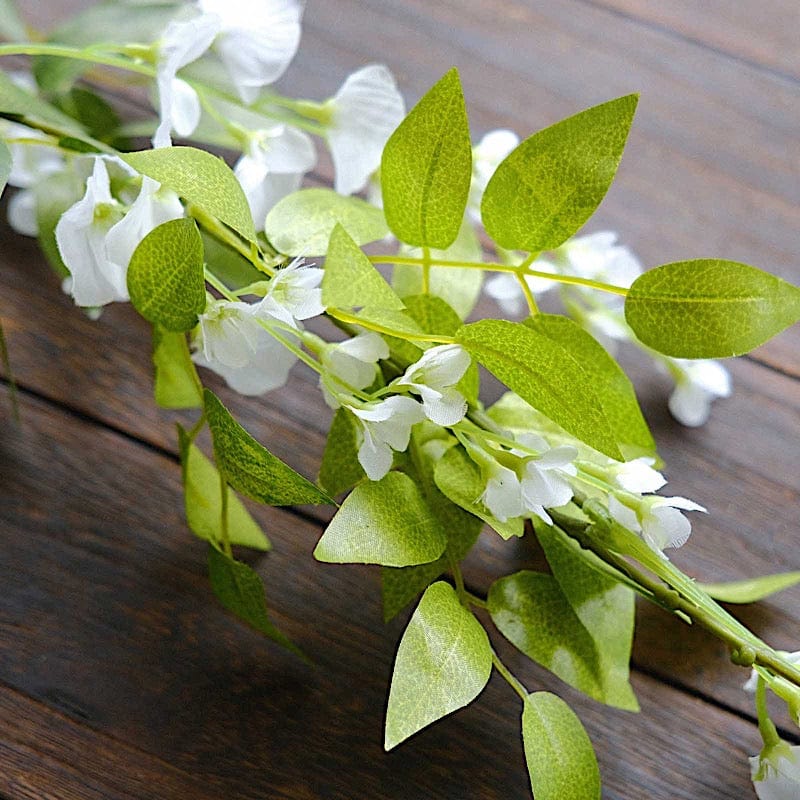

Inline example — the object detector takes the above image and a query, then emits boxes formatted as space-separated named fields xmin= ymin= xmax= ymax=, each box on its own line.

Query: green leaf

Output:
xmin=57 ymin=87 xmax=121 ymax=143
xmin=457 ymin=319 xmax=623 ymax=460
xmin=385 ymin=581 xmax=491 ymax=749
xmin=318 ymin=407 xmax=366 ymax=496
xmin=178 ymin=426 xmax=270 ymax=551
xmin=381 ymin=68 xmax=472 ymax=249
xmin=152 ymin=326 xmax=202 ymax=409
xmin=33 ymin=170 xmax=84 ymax=278
xmin=200 ymin=229 xmax=262 ymax=289
xmin=536 ymin=522 xmax=638 ymax=710
xmin=265 ymin=188 xmax=388 ymax=257
xmin=122 ymin=147 xmax=256 ymax=242
xmin=0 ymin=139 xmax=10 ymax=195
xmin=522 ymin=692 xmax=601 ymax=800
xmin=482 ymin=94 xmax=637 ymax=252
xmin=0 ymin=69 xmax=87 ymax=137
xmin=404 ymin=294 xmax=479 ymax=403
xmin=322 ymin=223 xmax=405 ymax=310
xmin=382 ymin=429 xmax=482 ymax=621
xmin=204 ymin=389 xmax=332 ymax=506
xmin=699 ymin=572 xmax=800 ymax=604
xmin=433 ymin=444 xmax=524 ymax=540
xmin=525 ymin=314 xmax=655 ymax=458
xmin=625 ymin=259 xmax=800 ymax=358
xmin=314 ymin=471 xmax=446 ymax=567
xmin=127 ymin=218 xmax=206 ymax=332
xmin=392 ymin=216 xmax=484 ymax=319
xmin=207 ymin=546 xmax=302 ymax=656
xmin=0 ymin=0 xmax=29 ymax=41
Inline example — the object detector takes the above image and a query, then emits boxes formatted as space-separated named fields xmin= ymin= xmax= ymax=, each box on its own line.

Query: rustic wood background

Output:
xmin=1 ymin=1 xmax=798 ymax=797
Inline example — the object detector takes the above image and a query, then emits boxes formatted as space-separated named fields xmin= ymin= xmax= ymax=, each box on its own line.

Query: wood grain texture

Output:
xmin=0 ymin=386 xmax=768 ymax=798
xmin=1 ymin=0 xmax=799 ymax=797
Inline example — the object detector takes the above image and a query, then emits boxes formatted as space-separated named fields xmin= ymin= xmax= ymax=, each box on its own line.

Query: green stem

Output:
xmin=0 ymin=42 xmax=155 ymax=75
xmin=368 ymin=254 xmax=628 ymax=296
xmin=189 ymin=204 xmax=274 ymax=277
xmin=184 ymin=411 xmax=207 ymax=445
xmin=465 ymin=590 xmax=488 ymax=610
xmin=756 ymin=677 xmax=782 ymax=749
xmin=491 ymin=650 xmax=528 ymax=702
xmin=326 ymin=308 xmax=456 ymax=345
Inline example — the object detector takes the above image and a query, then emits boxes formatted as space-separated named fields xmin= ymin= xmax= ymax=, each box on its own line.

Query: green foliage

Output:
xmin=321 ymin=224 xmax=404 ymax=310
xmin=392 ymin=218 xmax=484 ymax=319
xmin=403 ymin=294 xmax=479 ymax=403
xmin=200 ymin=230 xmax=262 ymax=289
xmin=382 ymin=429 xmax=482 ymax=621
xmin=152 ymin=327 xmax=202 ymax=409
xmin=0 ymin=0 xmax=28 ymax=41
xmin=381 ymin=68 xmax=472 ymax=249
xmin=457 ymin=319 xmax=624 ymax=460
xmin=699 ymin=572 xmax=800 ymax=604
xmin=178 ymin=425 xmax=270 ymax=551
xmin=481 ymin=94 xmax=637 ymax=252
xmin=0 ymin=69 xmax=87 ymax=137
xmin=522 ymin=692 xmax=601 ymax=800
xmin=265 ymin=188 xmax=388 ymax=257
xmin=123 ymin=147 xmax=256 ymax=242
xmin=524 ymin=314 xmax=655 ymax=458
xmin=0 ymin=139 xmax=10 ymax=194
xmin=32 ymin=1 xmax=180 ymax=93
xmin=314 ymin=471 xmax=447 ymax=567
xmin=204 ymin=389 xmax=332 ymax=506
xmin=127 ymin=218 xmax=206 ymax=332
xmin=208 ymin=545 xmax=302 ymax=656
xmin=625 ymin=259 xmax=800 ymax=358
xmin=536 ymin=522 xmax=638 ymax=709
xmin=318 ymin=407 xmax=365 ymax=496
xmin=33 ymin=170 xmax=84 ymax=278
xmin=433 ymin=444 xmax=524 ymax=539
xmin=56 ymin=87 xmax=122 ymax=145
xmin=385 ymin=581 xmax=492 ymax=749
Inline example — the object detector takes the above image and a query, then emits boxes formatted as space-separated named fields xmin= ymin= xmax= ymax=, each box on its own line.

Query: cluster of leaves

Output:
xmin=2 ymin=35 xmax=800 ymax=797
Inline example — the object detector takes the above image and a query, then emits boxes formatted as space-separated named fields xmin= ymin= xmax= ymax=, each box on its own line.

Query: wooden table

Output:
xmin=1 ymin=2 xmax=798 ymax=797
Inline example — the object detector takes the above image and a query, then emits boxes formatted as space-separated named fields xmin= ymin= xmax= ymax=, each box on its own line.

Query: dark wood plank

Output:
xmin=587 ymin=0 xmax=800 ymax=79
xmin=0 ymin=386 xmax=767 ymax=798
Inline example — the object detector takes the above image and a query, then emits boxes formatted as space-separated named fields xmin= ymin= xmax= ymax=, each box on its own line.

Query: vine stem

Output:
xmin=756 ymin=677 xmax=781 ymax=749
xmin=218 ymin=469 xmax=232 ymax=557
xmin=326 ymin=308 xmax=456 ymax=344
xmin=368 ymin=253 xmax=629 ymax=296
xmin=491 ymin=650 xmax=528 ymax=701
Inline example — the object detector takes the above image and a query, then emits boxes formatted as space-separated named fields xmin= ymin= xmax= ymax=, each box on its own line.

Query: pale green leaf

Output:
xmin=0 ymin=0 xmax=28 ymax=41
xmin=123 ymin=147 xmax=256 ymax=242
xmin=322 ymin=223 xmax=404 ymax=310
xmin=482 ymin=94 xmax=637 ymax=252
xmin=314 ymin=471 xmax=447 ymax=567
xmin=625 ymin=259 xmax=800 ymax=358
xmin=456 ymin=319 xmax=623 ymax=460
xmin=522 ymin=692 xmax=601 ymax=800
xmin=382 ymin=429 xmax=482 ymax=621
xmin=0 ymin=139 xmax=10 ymax=195
xmin=385 ymin=581 xmax=491 ymax=749
xmin=265 ymin=187 xmax=388 ymax=257
xmin=0 ymin=69 xmax=87 ymax=138
xmin=392 ymin=217 xmax=484 ymax=318
xmin=525 ymin=314 xmax=655 ymax=458
xmin=127 ymin=218 xmax=206 ymax=332
xmin=403 ymin=294 xmax=479 ymax=403
xmin=204 ymin=389 xmax=332 ymax=506
xmin=177 ymin=425 xmax=270 ymax=551
xmin=152 ymin=327 xmax=202 ymax=409
xmin=208 ymin=546 xmax=302 ymax=656
xmin=200 ymin=229 xmax=261 ymax=289
xmin=381 ymin=68 xmax=472 ymax=249
xmin=433 ymin=444 xmax=524 ymax=540
xmin=33 ymin=170 xmax=84 ymax=278
xmin=699 ymin=572 xmax=800 ymax=604
xmin=318 ymin=407 xmax=366 ymax=496
xmin=536 ymin=522 xmax=638 ymax=710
